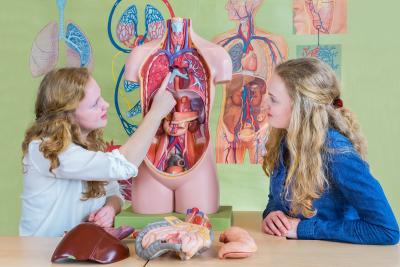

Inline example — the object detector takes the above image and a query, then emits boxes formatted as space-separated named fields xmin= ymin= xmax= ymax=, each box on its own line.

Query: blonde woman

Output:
xmin=262 ymin=58 xmax=399 ymax=244
xmin=20 ymin=68 xmax=175 ymax=236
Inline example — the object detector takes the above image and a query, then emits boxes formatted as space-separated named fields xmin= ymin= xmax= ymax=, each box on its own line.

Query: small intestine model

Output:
xmin=135 ymin=208 xmax=213 ymax=260
xmin=135 ymin=207 xmax=257 ymax=260
xmin=125 ymin=17 xmax=232 ymax=214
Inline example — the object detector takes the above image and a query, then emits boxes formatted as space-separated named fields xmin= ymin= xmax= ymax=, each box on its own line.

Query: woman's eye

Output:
xmin=268 ymin=96 xmax=276 ymax=103
xmin=93 ymin=97 xmax=103 ymax=108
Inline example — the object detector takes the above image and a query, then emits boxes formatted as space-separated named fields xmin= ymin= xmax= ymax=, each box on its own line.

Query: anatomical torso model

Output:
xmin=125 ymin=17 xmax=232 ymax=214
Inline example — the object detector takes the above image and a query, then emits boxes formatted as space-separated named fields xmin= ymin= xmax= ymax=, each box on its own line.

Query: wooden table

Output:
xmin=1 ymin=212 xmax=399 ymax=267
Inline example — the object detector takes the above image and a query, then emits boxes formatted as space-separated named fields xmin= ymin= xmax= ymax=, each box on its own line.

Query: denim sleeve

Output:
xmin=297 ymin=151 xmax=399 ymax=245
xmin=262 ymin=179 xmax=279 ymax=219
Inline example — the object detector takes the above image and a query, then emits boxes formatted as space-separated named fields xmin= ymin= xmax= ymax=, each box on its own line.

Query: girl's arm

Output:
xmin=28 ymin=75 xmax=174 ymax=181
xmin=88 ymin=181 xmax=123 ymax=227
xmin=28 ymin=140 xmax=138 ymax=181
xmin=88 ymin=195 xmax=121 ymax=227
xmin=262 ymin=174 xmax=292 ymax=236
xmin=262 ymin=178 xmax=280 ymax=219
xmin=297 ymin=151 xmax=399 ymax=245
xmin=118 ymin=73 xmax=176 ymax=166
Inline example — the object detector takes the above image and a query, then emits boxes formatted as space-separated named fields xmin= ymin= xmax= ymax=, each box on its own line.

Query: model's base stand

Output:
xmin=115 ymin=206 xmax=233 ymax=231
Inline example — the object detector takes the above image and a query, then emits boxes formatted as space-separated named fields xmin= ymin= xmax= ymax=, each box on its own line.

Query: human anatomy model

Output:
xmin=125 ymin=17 xmax=232 ymax=214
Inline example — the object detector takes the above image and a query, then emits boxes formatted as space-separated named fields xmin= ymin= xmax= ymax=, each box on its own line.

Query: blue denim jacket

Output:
xmin=262 ymin=128 xmax=399 ymax=245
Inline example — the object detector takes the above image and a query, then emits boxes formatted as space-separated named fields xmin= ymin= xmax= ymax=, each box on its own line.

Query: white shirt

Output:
xmin=19 ymin=140 xmax=138 ymax=237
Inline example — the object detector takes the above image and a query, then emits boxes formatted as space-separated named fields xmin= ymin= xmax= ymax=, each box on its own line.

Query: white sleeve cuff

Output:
xmin=105 ymin=181 xmax=125 ymax=206
xmin=109 ymin=149 xmax=138 ymax=179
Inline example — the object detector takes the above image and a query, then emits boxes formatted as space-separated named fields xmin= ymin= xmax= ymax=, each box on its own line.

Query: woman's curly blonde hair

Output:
xmin=22 ymin=68 xmax=107 ymax=199
xmin=263 ymin=58 xmax=367 ymax=218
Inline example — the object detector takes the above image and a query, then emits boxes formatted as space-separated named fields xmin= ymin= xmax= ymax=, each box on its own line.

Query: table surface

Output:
xmin=1 ymin=212 xmax=399 ymax=267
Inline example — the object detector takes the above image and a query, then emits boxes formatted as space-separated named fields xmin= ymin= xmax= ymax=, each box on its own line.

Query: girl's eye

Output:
xmin=92 ymin=100 xmax=99 ymax=108
xmin=268 ymin=95 xmax=277 ymax=103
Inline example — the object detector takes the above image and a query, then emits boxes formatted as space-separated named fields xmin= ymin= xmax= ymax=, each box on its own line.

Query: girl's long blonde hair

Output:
xmin=263 ymin=58 xmax=367 ymax=218
xmin=22 ymin=68 xmax=107 ymax=199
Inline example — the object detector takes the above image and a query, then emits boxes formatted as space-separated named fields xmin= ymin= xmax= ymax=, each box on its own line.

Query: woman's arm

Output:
xmin=262 ymin=172 xmax=281 ymax=219
xmin=262 ymin=191 xmax=279 ymax=219
xmin=118 ymin=73 xmax=176 ymax=166
xmin=29 ymin=74 xmax=174 ymax=181
xmin=29 ymin=140 xmax=138 ymax=181
xmin=262 ymin=174 xmax=292 ymax=236
xmin=297 ymin=151 xmax=399 ymax=245
xmin=88 ymin=195 xmax=121 ymax=227
xmin=88 ymin=181 xmax=123 ymax=227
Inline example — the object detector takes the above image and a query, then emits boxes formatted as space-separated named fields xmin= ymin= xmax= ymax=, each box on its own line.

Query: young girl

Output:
xmin=262 ymin=58 xmax=399 ymax=245
xmin=20 ymin=68 xmax=175 ymax=237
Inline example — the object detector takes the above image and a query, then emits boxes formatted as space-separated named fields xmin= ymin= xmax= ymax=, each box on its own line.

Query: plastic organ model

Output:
xmin=135 ymin=208 xmax=213 ymax=260
xmin=125 ymin=17 xmax=232 ymax=214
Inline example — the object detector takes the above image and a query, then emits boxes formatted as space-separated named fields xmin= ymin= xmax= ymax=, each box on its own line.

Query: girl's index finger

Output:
xmin=159 ymin=72 xmax=172 ymax=92
xmin=277 ymin=212 xmax=291 ymax=230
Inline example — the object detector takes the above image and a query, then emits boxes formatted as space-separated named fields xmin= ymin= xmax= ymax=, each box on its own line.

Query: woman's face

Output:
xmin=74 ymin=77 xmax=109 ymax=137
xmin=266 ymin=73 xmax=292 ymax=129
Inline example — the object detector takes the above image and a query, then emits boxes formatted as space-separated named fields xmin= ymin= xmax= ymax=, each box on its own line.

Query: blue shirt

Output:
xmin=263 ymin=128 xmax=399 ymax=245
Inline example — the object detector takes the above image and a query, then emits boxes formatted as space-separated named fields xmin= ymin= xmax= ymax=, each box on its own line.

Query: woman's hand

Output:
xmin=262 ymin=210 xmax=291 ymax=236
xmin=262 ymin=211 xmax=301 ymax=239
xmin=149 ymin=73 xmax=176 ymax=119
xmin=284 ymin=216 xmax=300 ymax=239
xmin=88 ymin=205 xmax=116 ymax=228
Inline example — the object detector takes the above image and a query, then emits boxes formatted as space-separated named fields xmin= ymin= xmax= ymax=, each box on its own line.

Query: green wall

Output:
xmin=1 ymin=0 xmax=399 ymax=235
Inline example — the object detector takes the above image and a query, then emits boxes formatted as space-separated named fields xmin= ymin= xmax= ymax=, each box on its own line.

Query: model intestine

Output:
xmin=135 ymin=208 xmax=213 ymax=260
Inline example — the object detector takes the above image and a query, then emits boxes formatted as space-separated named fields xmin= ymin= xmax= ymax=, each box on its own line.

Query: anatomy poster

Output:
xmin=293 ymin=0 xmax=347 ymax=35
xmin=297 ymin=44 xmax=341 ymax=79
xmin=213 ymin=0 xmax=287 ymax=164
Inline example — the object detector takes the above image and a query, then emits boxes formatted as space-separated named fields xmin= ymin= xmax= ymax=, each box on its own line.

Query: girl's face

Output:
xmin=74 ymin=77 xmax=109 ymax=137
xmin=266 ymin=73 xmax=292 ymax=129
